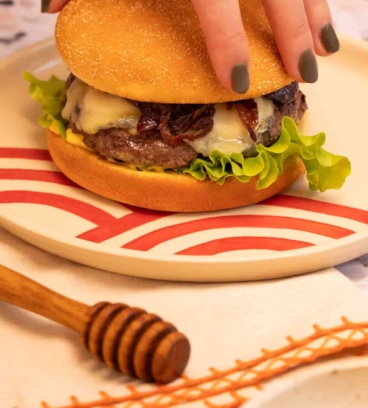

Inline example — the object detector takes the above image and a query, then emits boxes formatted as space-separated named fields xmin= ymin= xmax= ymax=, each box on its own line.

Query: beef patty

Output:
xmin=82 ymin=130 xmax=198 ymax=168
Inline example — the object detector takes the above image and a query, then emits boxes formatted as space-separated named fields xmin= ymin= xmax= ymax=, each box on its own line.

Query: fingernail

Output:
xmin=41 ymin=0 xmax=51 ymax=12
xmin=298 ymin=49 xmax=318 ymax=83
xmin=321 ymin=23 xmax=340 ymax=53
xmin=231 ymin=62 xmax=249 ymax=94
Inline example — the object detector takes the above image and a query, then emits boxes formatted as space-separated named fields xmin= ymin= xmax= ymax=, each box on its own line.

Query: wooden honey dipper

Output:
xmin=0 ymin=264 xmax=190 ymax=384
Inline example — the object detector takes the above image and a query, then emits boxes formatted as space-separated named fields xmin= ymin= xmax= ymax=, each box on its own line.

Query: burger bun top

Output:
xmin=55 ymin=0 xmax=293 ymax=104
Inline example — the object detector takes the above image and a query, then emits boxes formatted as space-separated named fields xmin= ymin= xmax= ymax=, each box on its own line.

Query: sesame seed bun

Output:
xmin=55 ymin=0 xmax=293 ymax=104
xmin=47 ymin=130 xmax=305 ymax=213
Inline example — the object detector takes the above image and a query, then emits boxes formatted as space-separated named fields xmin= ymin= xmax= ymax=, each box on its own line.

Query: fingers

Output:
xmin=304 ymin=0 xmax=340 ymax=55
xmin=262 ymin=0 xmax=339 ymax=83
xmin=191 ymin=0 xmax=250 ymax=94
xmin=42 ymin=0 xmax=69 ymax=13
xmin=262 ymin=0 xmax=318 ymax=83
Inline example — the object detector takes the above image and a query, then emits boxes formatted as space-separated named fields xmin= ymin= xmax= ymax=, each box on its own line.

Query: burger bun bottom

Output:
xmin=47 ymin=129 xmax=306 ymax=213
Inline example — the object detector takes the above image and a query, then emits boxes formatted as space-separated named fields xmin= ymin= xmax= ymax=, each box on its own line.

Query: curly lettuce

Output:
xmin=23 ymin=71 xmax=67 ymax=137
xmin=182 ymin=118 xmax=351 ymax=192
xmin=24 ymin=72 xmax=351 ymax=192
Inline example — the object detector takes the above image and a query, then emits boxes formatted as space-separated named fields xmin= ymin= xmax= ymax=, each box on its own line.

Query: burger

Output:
xmin=24 ymin=0 xmax=350 ymax=212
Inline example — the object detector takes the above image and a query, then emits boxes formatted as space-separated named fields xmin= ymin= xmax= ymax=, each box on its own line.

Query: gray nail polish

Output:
xmin=41 ymin=0 xmax=52 ymax=12
xmin=298 ymin=49 xmax=318 ymax=83
xmin=231 ymin=63 xmax=249 ymax=94
xmin=321 ymin=23 xmax=340 ymax=53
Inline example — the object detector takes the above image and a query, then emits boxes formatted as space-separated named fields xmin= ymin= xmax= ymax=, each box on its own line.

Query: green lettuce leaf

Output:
xmin=24 ymin=72 xmax=351 ymax=192
xmin=23 ymin=71 xmax=67 ymax=137
xmin=181 ymin=117 xmax=351 ymax=192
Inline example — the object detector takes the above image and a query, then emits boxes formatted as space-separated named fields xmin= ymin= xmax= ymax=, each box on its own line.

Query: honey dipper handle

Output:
xmin=0 ymin=264 xmax=89 ymax=333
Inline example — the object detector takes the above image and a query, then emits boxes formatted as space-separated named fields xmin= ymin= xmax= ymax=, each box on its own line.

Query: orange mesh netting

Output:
xmin=40 ymin=318 xmax=368 ymax=408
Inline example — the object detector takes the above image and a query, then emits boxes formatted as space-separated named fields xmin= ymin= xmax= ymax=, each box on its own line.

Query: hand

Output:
xmin=42 ymin=0 xmax=340 ymax=94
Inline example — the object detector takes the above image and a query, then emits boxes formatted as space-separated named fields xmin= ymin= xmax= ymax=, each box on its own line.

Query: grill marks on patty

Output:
xmin=65 ymin=74 xmax=307 ymax=168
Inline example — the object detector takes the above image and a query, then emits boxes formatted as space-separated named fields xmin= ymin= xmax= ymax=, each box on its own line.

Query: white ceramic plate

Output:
xmin=245 ymin=356 xmax=368 ymax=408
xmin=1 ymin=37 xmax=368 ymax=282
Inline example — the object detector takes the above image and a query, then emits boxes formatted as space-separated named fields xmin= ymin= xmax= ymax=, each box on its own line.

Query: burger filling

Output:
xmin=62 ymin=74 xmax=307 ymax=169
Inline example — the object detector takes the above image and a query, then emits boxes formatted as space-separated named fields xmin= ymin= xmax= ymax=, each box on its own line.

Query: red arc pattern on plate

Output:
xmin=77 ymin=207 xmax=171 ymax=243
xmin=263 ymin=196 xmax=368 ymax=224
xmin=0 ymin=191 xmax=115 ymax=225
xmin=0 ymin=148 xmax=52 ymax=161
xmin=121 ymin=215 xmax=354 ymax=251
xmin=176 ymin=237 xmax=314 ymax=255
xmin=2 ymin=147 xmax=368 ymax=255
xmin=0 ymin=169 xmax=81 ymax=189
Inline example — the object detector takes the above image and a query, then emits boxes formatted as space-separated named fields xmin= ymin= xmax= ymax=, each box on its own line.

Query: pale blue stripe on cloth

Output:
xmin=336 ymin=255 xmax=368 ymax=297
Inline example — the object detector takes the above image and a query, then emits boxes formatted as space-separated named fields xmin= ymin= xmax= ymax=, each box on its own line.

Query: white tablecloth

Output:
xmin=2 ymin=3 xmax=368 ymax=406
xmin=1 ymin=0 xmax=368 ymax=295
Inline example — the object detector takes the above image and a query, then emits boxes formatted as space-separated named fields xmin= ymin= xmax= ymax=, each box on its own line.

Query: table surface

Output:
xmin=1 ymin=0 xmax=368 ymax=294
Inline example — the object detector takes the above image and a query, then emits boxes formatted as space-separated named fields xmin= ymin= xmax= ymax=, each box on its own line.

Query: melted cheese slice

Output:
xmin=65 ymin=129 xmax=89 ymax=149
xmin=62 ymin=79 xmax=141 ymax=134
xmin=186 ymin=99 xmax=274 ymax=156
xmin=186 ymin=103 xmax=254 ymax=156
xmin=254 ymin=97 xmax=275 ymax=135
